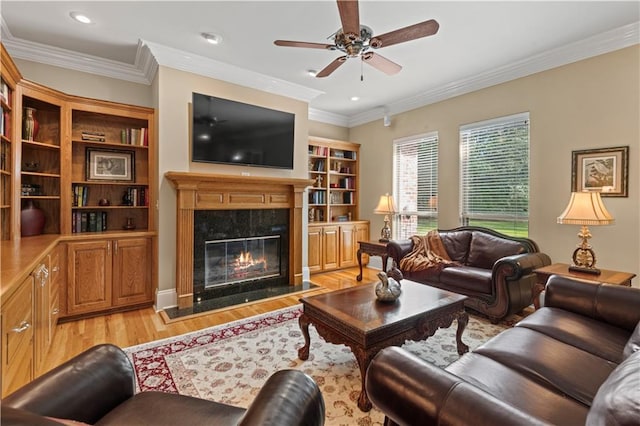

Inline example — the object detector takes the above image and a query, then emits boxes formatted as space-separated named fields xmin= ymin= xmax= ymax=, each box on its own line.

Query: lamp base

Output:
xmin=379 ymin=238 xmax=389 ymax=243
xmin=568 ymin=265 xmax=601 ymax=275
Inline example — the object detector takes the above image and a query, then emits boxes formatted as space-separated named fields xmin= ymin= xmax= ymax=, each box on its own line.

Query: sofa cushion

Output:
xmin=586 ymin=350 xmax=640 ymax=426
xmin=466 ymin=232 xmax=525 ymax=269
xmin=516 ymin=307 xmax=631 ymax=364
xmin=473 ymin=327 xmax=617 ymax=406
xmin=439 ymin=266 xmax=492 ymax=294
xmin=623 ymin=321 xmax=640 ymax=359
xmin=447 ymin=353 xmax=589 ymax=425
xmin=439 ymin=230 xmax=472 ymax=263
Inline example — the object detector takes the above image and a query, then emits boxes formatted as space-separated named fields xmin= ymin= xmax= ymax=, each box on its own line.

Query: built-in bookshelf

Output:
xmin=68 ymin=102 xmax=154 ymax=234
xmin=1 ymin=43 xmax=20 ymax=240
xmin=308 ymin=136 xmax=360 ymax=223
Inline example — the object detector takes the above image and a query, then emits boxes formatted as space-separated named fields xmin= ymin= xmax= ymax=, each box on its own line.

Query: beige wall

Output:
xmin=309 ymin=120 xmax=349 ymax=141
xmin=14 ymin=59 xmax=153 ymax=107
xmin=349 ymin=46 xmax=640 ymax=280
xmin=155 ymin=65 xmax=311 ymax=293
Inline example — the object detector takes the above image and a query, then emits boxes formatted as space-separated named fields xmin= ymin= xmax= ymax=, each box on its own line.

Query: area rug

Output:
xmin=125 ymin=305 xmax=516 ymax=425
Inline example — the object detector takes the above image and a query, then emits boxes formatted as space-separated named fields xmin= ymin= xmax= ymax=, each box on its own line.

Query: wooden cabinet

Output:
xmin=308 ymin=137 xmax=360 ymax=224
xmin=1 ymin=43 xmax=21 ymax=240
xmin=1 ymin=275 xmax=34 ymax=396
xmin=308 ymin=222 xmax=368 ymax=273
xmin=67 ymin=237 xmax=152 ymax=317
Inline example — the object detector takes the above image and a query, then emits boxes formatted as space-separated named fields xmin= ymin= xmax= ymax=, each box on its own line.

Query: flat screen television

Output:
xmin=191 ymin=92 xmax=295 ymax=169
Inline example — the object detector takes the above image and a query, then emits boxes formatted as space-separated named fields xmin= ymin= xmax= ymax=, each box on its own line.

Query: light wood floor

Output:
xmin=43 ymin=266 xmax=379 ymax=374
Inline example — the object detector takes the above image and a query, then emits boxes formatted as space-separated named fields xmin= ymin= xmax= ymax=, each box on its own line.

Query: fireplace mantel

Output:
xmin=165 ymin=171 xmax=313 ymax=309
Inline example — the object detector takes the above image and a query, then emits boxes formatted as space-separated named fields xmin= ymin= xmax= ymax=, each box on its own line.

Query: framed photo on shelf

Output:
xmin=571 ymin=146 xmax=628 ymax=197
xmin=86 ymin=148 xmax=135 ymax=182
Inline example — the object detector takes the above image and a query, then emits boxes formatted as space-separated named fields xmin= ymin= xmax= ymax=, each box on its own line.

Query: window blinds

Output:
xmin=393 ymin=133 xmax=438 ymax=239
xmin=460 ymin=112 xmax=530 ymax=236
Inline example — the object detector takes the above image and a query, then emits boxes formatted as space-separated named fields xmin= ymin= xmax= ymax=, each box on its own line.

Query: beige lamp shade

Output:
xmin=374 ymin=194 xmax=397 ymax=215
xmin=557 ymin=192 xmax=614 ymax=225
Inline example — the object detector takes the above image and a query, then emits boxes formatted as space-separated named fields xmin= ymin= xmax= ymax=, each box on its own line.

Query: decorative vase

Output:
xmin=21 ymin=199 xmax=45 ymax=236
xmin=375 ymin=271 xmax=402 ymax=302
xmin=23 ymin=107 xmax=39 ymax=141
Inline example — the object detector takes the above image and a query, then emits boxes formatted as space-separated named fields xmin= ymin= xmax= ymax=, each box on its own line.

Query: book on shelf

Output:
xmin=73 ymin=184 xmax=90 ymax=207
xmin=121 ymin=128 xmax=149 ymax=146
xmin=72 ymin=211 xmax=107 ymax=233
xmin=81 ymin=131 xmax=106 ymax=142
xmin=309 ymin=145 xmax=328 ymax=156
xmin=0 ymin=79 xmax=9 ymax=105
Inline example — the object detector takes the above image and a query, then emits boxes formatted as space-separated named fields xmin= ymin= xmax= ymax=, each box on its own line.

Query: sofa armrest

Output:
xmin=239 ymin=370 xmax=325 ymax=426
xmin=2 ymin=344 xmax=135 ymax=424
xmin=387 ymin=239 xmax=413 ymax=267
xmin=365 ymin=347 xmax=551 ymax=426
xmin=493 ymin=252 xmax=551 ymax=279
xmin=545 ymin=275 xmax=640 ymax=331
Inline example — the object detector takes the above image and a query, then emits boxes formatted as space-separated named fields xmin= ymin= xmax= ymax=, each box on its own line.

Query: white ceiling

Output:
xmin=2 ymin=1 xmax=639 ymax=127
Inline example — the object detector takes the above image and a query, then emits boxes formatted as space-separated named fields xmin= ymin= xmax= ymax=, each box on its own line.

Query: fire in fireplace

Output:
xmin=205 ymin=235 xmax=281 ymax=288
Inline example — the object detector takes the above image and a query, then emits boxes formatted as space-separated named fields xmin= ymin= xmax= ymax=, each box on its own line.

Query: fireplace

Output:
xmin=165 ymin=172 xmax=312 ymax=309
xmin=193 ymin=208 xmax=289 ymax=301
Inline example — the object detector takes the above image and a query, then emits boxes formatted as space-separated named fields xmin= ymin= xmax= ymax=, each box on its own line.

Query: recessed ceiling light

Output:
xmin=351 ymin=96 xmax=360 ymax=101
xmin=202 ymin=33 xmax=222 ymax=45
xmin=307 ymin=69 xmax=318 ymax=77
xmin=70 ymin=12 xmax=92 ymax=24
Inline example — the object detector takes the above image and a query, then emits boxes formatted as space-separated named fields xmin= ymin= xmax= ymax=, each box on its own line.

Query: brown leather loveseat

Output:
xmin=387 ymin=226 xmax=551 ymax=321
xmin=1 ymin=344 xmax=325 ymax=426
xmin=366 ymin=275 xmax=640 ymax=425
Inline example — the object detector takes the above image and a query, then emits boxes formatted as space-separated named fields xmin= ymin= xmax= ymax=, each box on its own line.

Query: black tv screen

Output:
xmin=192 ymin=92 xmax=295 ymax=169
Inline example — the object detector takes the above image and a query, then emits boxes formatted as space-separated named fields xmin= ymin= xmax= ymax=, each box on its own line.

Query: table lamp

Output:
xmin=374 ymin=193 xmax=397 ymax=242
xmin=557 ymin=191 xmax=614 ymax=275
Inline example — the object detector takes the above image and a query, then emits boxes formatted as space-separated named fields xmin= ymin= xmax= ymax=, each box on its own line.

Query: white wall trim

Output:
xmin=155 ymin=288 xmax=178 ymax=312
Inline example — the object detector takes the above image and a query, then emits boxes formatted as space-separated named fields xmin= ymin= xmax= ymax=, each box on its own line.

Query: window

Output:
xmin=460 ymin=113 xmax=529 ymax=237
xmin=393 ymin=133 xmax=438 ymax=239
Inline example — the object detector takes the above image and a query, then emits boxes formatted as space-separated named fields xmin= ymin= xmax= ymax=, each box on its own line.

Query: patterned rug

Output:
xmin=125 ymin=305 xmax=517 ymax=425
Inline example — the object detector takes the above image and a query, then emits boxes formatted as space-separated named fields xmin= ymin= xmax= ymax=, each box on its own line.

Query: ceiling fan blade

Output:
xmin=362 ymin=52 xmax=402 ymax=75
xmin=337 ymin=0 xmax=360 ymax=39
xmin=316 ymin=56 xmax=348 ymax=78
xmin=371 ymin=19 xmax=439 ymax=49
xmin=274 ymin=40 xmax=335 ymax=50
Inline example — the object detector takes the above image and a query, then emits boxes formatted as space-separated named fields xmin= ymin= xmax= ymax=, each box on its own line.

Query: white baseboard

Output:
xmin=155 ymin=288 xmax=177 ymax=312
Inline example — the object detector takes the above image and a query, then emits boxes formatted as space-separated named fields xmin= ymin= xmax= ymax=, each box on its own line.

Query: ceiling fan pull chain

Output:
xmin=361 ymin=59 xmax=364 ymax=82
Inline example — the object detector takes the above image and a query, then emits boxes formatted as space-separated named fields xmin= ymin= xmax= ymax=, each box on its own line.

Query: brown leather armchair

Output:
xmin=2 ymin=344 xmax=325 ymax=426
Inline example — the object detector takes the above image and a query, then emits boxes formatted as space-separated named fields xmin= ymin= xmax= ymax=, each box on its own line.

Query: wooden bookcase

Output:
xmin=1 ymin=43 xmax=21 ymax=240
xmin=67 ymin=100 xmax=154 ymax=234
xmin=307 ymin=136 xmax=369 ymax=274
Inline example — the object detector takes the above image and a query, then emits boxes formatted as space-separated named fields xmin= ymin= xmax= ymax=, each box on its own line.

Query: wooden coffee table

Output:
xmin=298 ymin=279 xmax=469 ymax=411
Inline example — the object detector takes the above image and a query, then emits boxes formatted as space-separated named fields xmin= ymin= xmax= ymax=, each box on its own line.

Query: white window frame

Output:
xmin=459 ymin=112 xmax=530 ymax=237
xmin=392 ymin=132 xmax=439 ymax=240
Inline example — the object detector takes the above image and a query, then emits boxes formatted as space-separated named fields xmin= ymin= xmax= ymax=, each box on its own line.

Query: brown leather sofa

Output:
xmin=387 ymin=226 xmax=551 ymax=321
xmin=1 ymin=344 xmax=325 ymax=426
xmin=365 ymin=275 xmax=640 ymax=425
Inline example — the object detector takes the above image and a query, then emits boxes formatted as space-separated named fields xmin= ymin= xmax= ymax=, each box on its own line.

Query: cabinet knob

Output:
xmin=52 ymin=266 xmax=59 ymax=273
xmin=11 ymin=321 xmax=31 ymax=333
xmin=52 ymin=308 xmax=59 ymax=315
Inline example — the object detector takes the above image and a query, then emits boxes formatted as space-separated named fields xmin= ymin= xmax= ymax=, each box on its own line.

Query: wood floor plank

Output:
xmin=42 ymin=267 xmax=380 ymax=373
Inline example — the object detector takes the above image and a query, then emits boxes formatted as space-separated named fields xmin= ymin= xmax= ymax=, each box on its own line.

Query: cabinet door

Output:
xmin=322 ymin=225 xmax=339 ymax=270
xmin=1 ymin=276 xmax=34 ymax=397
xmin=339 ymin=224 xmax=357 ymax=267
xmin=307 ymin=225 xmax=323 ymax=273
xmin=112 ymin=237 xmax=152 ymax=307
xmin=67 ymin=240 xmax=112 ymax=315
xmin=33 ymin=258 xmax=50 ymax=375
xmin=356 ymin=222 xmax=370 ymax=265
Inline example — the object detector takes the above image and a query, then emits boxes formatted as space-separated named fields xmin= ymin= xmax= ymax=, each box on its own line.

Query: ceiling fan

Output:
xmin=274 ymin=0 xmax=439 ymax=78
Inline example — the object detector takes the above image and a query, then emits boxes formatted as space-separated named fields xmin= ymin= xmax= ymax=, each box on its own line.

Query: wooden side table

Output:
xmin=532 ymin=263 xmax=636 ymax=309
xmin=356 ymin=240 xmax=389 ymax=281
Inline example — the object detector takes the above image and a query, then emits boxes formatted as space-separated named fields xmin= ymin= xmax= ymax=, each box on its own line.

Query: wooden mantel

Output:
xmin=165 ymin=171 xmax=313 ymax=309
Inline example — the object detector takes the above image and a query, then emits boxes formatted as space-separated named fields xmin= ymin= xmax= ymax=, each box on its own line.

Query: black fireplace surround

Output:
xmin=193 ymin=209 xmax=289 ymax=302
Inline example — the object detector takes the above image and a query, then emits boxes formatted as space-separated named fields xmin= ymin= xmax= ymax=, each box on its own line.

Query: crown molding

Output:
xmin=308 ymin=108 xmax=349 ymax=127
xmin=347 ymin=21 xmax=640 ymax=128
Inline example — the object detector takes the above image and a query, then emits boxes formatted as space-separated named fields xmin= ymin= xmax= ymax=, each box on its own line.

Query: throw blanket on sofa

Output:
xmin=399 ymin=230 xmax=456 ymax=272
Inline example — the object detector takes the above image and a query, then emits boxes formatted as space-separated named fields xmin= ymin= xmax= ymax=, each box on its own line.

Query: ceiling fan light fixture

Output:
xmin=351 ymin=96 xmax=360 ymax=101
xmin=307 ymin=69 xmax=318 ymax=77
xmin=69 ymin=12 xmax=92 ymax=24
xmin=202 ymin=33 xmax=222 ymax=45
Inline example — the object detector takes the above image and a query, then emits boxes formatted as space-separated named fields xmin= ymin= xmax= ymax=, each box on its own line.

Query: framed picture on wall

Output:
xmin=86 ymin=148 xmax=135 ymax=182
xmin=571 ymin=146 xmax=628 ymax=197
